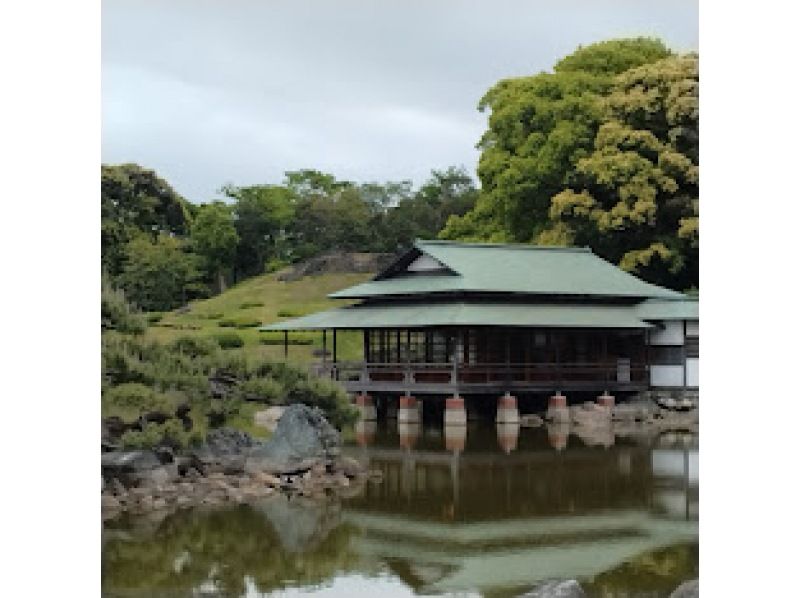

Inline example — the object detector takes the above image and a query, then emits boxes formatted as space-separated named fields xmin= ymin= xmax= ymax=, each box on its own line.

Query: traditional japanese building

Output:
xmin=262 ymin=240 xmax=698 ymax=419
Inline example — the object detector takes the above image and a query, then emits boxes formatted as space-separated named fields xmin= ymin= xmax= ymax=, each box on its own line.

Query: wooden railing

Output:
xmin=323 ymin=361 xmax=647 ymax=387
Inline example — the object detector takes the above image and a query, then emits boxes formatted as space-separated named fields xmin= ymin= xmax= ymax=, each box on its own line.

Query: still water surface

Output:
xmin=102 ymin=421 xmax=698 ymax=597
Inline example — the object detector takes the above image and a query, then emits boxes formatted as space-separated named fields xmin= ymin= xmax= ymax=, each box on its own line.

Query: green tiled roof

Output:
xmin=261 ymin=301 xmax=653 ymax=330
xmin=329 ymin=240 xmax=684 ymax=300
xmin=636 ymin=298 xmax=699 ymax=320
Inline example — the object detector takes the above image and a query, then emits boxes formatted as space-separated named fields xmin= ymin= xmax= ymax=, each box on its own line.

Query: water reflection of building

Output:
xmin=342 ymin=427 xmax=698 ymax=595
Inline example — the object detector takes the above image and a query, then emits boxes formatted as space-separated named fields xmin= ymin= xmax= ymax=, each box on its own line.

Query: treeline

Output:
xmin=102 ymin=165 xmax=478 ymax=311
xmin=441 ymin=38 xmax=699 ymax=291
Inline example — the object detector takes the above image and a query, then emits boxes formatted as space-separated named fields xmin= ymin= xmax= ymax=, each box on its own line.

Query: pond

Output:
xmin=102 ymin=421 xmax=698 ymax=597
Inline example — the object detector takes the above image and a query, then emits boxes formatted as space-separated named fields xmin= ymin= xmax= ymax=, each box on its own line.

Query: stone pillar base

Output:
xmin=546 ymin=393 xmax=569 ymax=423
xmin=355 ymin=394 xmax=377 ymax=421
xmin=496 ymin=393 xmax=520 ymax=424
xmin=398 ymin=395 xmax=420 ymax=424
xmin=444 ymin=396 xmax=467 ymax=426
xmin=597 ymin=392 xmax=615 ymax=409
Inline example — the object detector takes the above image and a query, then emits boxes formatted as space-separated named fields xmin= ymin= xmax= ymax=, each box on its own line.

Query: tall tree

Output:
xmin=223 ymin=184 xmax=296 ymax=278
xmin=541 ymin=54 xmax=699 ymax=289
xmin=101 ymin=164 xmax=191 ymax=276
xmin=119 ymin=234 xmax=205 ymax=312
xmin=190 ymin=202 xmax=239 ymax=292
xmin=440 ymin=38 xmax=671 ymax=243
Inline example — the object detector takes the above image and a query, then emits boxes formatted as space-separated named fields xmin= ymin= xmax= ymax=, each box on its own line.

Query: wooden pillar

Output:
xmin=332 ymin=329 xmax=337 ymax=364
xmin=283 ymin=330 xmax=288 ymax=359
xmin=322 ymin=329 xmax=327 ymax=365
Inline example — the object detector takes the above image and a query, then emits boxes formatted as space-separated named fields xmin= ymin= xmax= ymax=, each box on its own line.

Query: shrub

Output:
xmin=239 ymin=301 xmax=264 ymax=309
xmin=201 ymin=312 xmax=224 ymax=320
xmin=214 ymin=332 xmax=244 ymax=349
xmin=217 ymin=319 xmax=237 ymax=328
xmin=277 ymin=308 xmax=305 ymax=318
xmin=146 ymin=312 xmax=163 ymax=324
xmin=265 ymin=258 xmax=289 ymax=273
xmin=238 ymin=377 xmax=284 ymax=403
xmin=102 ymin=383 xmax=174 ymax=422
xmin=102 ymin=276 xmax=146 ymax=335
xmin=235 ymin=317 xmax=261 ymax=329
xmin=169 ymin=335 xmax=219 ymax=358
xmin=121 ymin=418 xmax=189 ymax=450
xmin=259 ymin=331 xmax=314 ymax=345
xmin=286 ymin=378 xmax=357 ymax=428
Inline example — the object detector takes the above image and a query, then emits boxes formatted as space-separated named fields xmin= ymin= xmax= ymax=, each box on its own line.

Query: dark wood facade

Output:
xmin=324 ymin=326 xmax=648 ymax=395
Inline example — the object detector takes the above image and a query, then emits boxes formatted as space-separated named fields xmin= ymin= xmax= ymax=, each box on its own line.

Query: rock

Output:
xmin=101 ymin=494 xmax=121 ymax=510
xmin=669 ymin=579 xmax=699 ymax=598
xmin=254 ymin=406 xmax=287 ymax=432
xmin=102 ymin=450 xmax=178 ymax=487
xmin=518 ymin=579 xmax=586 ymax=597
xmin=189 ymin=428 xmax=260 ymax=475
xmin=336 ymin=456 xmax=364 ymax=479
xmin=520 ymin=414 xmax=544 ymax=428
xmin=245 ymin=404 xmax=340 ymax=474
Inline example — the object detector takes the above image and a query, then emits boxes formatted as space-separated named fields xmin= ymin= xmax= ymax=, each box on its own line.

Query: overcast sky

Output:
xmin=102 ymin=0 xmax=698 ymax=203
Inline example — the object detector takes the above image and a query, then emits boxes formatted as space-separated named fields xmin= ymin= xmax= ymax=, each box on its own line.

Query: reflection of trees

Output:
xmin=102 ymin=499 xmax=362 ymax=595
xmin=582 ymin=542 xmax=698 ymax=596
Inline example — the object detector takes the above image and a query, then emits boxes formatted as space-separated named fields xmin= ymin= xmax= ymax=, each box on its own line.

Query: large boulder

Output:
xmin=245 ymin=404 xmax=340 ymax=474
xmin=518 ymin=579 xmax=586 ymax=597
xmin=101 ymin=450 xmax=177 ymax=487
xmin=189 ymin=428 xmax=260 ymax=475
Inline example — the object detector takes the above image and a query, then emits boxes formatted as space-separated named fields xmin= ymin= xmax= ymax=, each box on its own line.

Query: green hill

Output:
xmin=146 ymin=270 xmax=372 ymax=363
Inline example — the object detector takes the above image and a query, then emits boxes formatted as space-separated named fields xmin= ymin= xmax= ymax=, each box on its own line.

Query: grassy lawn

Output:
xmin=145 ymin=270 xmax=372 ymax=364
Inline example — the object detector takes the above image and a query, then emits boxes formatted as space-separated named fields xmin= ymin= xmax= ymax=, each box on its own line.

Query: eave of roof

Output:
xmin=636 ymin=298 xmax=699 ymax=320
xmin=260 ymin=301 xmax=654 ymax=331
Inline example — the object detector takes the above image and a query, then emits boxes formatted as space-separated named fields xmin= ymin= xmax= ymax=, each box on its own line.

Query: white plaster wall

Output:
xmin=650 ymin=365 xmax=684 ymax=387
xmin=686 ymin=320 xmax=699 ymax=337
xmin=648 ymin=320 xmax=685 ymax=346
xmin=685 ymin=358 xmax=699 ymax=387
xmin=407 ymin=254 xmax=445 ymax=272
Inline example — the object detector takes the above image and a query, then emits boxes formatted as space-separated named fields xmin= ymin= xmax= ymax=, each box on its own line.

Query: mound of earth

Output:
xmin=277 ymin=251 xmax=396 ymax=281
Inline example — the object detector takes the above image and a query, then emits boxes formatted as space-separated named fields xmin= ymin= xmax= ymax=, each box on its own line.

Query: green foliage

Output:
xmin=234 ymin=317 xmax=261 ymax=329
xmin=217 ymin=319 xmax=237 ymax=328
xmin=121 ymin=418 xmax=190 ymax=450
xmin=541 ymin=54 xmax=699 ymax=289
xmin=169 ymin=335 xmax=219 ymax=358
xmin=286 ymin=378 xmax=357 ymax=428
xmin=200 ymin=312 xmax=224 ymax=320
xmin=146 ymin=312 xmax=163 ymax=324
xmin=101 ymin=163 xmax=191 ymax=277
xmin=259 ymin=332 xmax=314 ymax=346
xmin=277 ymin=308 xmax=305 ymax=317
xmin=118 ymin=234 xmax=206 ymax=312
xmin=238 ymin=378 xmax=284 ymax=403
xmin=101 ymin=275 xmax=146 ymax=335
xmin=213 ymin=331 xmax=245 ymax=349
xmin=441 ymin=38 xmax=698 ymax=290
xmin=190 ymin=201 xmax=239 ymax=292
xmin=239 ymin=301 xmax=265 ymax=309
xmin=102 ymin=383 xmax=177 ymax=423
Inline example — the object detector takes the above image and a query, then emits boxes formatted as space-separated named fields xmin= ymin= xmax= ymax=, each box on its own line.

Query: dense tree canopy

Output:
xmin=101 ymin=163 xmax=478 ymax=311
xmin=440 ymin=38 xmax=699 ymax=290
xmin=190 ymin=202 xmax=239 ymax=292
xmin=101 ymin=164 xmax=192 ymax=277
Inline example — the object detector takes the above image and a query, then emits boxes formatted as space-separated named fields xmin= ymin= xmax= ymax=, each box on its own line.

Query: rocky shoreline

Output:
xmin=101 ymin=404 xmax=377 ymax=520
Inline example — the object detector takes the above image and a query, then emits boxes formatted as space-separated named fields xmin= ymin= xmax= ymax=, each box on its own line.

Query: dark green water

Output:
xmin=102 ymin=421 xmax=698 ymax=597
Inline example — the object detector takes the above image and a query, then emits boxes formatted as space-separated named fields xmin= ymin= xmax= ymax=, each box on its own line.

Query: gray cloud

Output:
xmin=102 ymin=0 xmax=698 ymax=202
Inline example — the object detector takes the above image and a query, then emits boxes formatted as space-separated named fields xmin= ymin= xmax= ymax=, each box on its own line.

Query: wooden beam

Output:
xmin=333 ymin=329 xmax=337 ymax=364
xmin=283 ymin=330 xmax=288 ymax=359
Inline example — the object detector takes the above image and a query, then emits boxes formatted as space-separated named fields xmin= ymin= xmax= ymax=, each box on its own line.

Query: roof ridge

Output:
xmin=416 ymin=239 xmax=592 ymax=253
